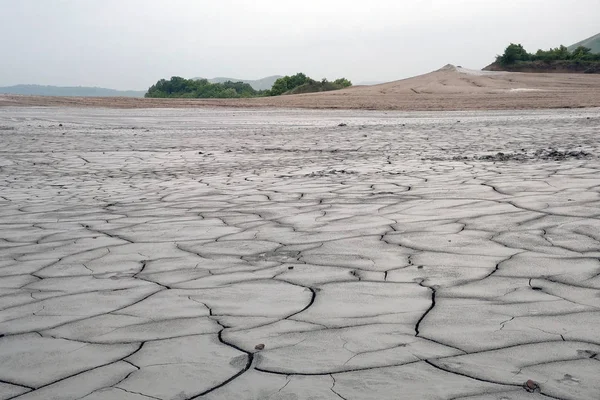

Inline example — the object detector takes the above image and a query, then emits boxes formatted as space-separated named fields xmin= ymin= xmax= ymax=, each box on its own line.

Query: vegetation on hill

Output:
xmin=205 ymin=76 xmax=282 ymax=91
xmin=268 ymin=73 xmax=312 ymax=96
xmin=145 ymin=77 xmax=267 ymax=98
xmin=485 ymin=43 xmax=600 ymax=73
xmin=145 ymin=73 xmax=352 ymax=98
xmin=269 ymin=73 xmax=352 ymax=96
xmin=568 ymin=33 xmax=600 ymax=54
xmin=497 ymin=43 xmax=600 ymax=65
xmin=286 ymin=78 xmax=353 ymax=95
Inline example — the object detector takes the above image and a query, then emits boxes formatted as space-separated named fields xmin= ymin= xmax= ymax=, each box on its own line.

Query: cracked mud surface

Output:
xmin=0 ymin=107 xmax=599 ymax=400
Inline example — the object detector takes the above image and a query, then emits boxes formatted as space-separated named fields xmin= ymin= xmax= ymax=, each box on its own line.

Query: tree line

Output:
xmin=145 ymin=73 xmax=352 ymax=99
xmin=145 ymin=77 xmax=265 ymax=98
xmin=269 ymin=73 xmax=352 ymax=96
xmin=497 ymin=43 xmax=600 ymax=65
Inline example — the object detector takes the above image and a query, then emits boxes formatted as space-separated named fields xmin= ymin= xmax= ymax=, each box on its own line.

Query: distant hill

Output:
xmin=192 ymin=76 xmax=282 ymax=91
xmin=356 ymin=81 xmax=386 ymax=86
xmin=568 ymin=33 xmax=600 ymax=54
xmin=0 ymin=84 xmax=146 ymax=97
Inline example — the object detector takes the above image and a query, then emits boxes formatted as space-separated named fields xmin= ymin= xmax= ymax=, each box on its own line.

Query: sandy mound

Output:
xmin=347 ymin=64 xmax=592 ymax=94
xmin=2 ymin=65 xmax=600 ymax=111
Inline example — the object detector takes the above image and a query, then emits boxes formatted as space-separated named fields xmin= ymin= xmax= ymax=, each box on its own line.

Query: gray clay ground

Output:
xmin=0 ymin=107 xmax=599 ymax=400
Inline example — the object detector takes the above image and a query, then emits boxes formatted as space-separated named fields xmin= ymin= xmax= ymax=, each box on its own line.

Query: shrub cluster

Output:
xmin=145 ymin=74 xmax=352 ymax=98
xmin=497 ymin=43 xmax=600 ymax=65
xmin=269 ymin=73 xmax=352 ymax=96
xmin=145 ymin=77 xmax=266 ymax=98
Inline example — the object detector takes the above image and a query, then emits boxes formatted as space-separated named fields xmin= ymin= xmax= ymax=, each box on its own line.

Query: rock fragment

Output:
xmin=523 ymin=379 xmax=540 ymax=393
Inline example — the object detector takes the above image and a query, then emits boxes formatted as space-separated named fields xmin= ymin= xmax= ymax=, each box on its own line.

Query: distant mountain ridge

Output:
xmin=192 ymin=76 xmax=283 ymax=91
xmin=356 ymin=81 xmax=386 ymax=86
xmin=568 ymin=33 xmax=600 ymax=54
xmin=0 ymin=84 xmax=146 ymax=97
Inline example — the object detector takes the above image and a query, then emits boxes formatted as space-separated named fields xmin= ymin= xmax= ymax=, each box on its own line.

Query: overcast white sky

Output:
xmin=1 ymin=0 xmax=598 ymax=90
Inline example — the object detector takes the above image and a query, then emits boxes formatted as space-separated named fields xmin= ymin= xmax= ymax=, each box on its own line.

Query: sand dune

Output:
xmin=2 ymin=65 xmax=600 ymax=110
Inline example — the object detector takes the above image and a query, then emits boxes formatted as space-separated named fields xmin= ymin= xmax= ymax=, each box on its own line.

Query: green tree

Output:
xmin=572 ymin=46 xmax=592 ymax=59
xmin=269 ymin=73 xmax=311 ymax=96
xmin=498 ymin=43 xmax=530 ymax=65
xmin=333 ymin=78 xmax=352 ymax=88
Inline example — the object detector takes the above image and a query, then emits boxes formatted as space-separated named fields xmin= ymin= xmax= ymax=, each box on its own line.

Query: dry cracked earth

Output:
xmin=0 ymin=107 xmax=600 ymax=400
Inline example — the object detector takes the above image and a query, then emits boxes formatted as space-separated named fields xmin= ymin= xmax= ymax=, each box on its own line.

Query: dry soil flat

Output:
xmin=2 ymin=66 xmax=600 ymax=111
xmin=0 ymin=107 xmax=600 ymax=399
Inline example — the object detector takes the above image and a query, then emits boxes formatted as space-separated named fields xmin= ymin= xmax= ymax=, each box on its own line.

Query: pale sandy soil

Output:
xmin=2 ymin=65 xmax=600 ymax=110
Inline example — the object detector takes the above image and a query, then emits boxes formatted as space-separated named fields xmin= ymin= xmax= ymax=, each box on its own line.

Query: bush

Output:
xmin=269 ymin=73 xmax=311 ymax=96
xmin=269 ymin=74 xmax=352 ymax=96
xmin=334 ymin=78 xmax=352 ymax=88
